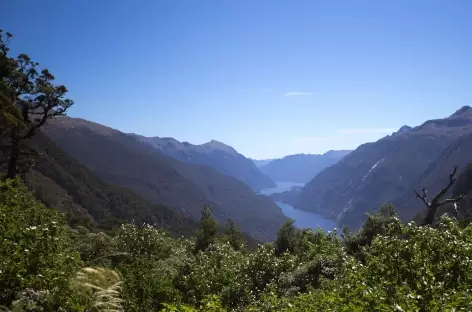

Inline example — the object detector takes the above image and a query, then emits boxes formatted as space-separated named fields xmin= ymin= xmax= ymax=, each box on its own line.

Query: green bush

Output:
xmin=2 ymin=178 xmax=472 ymax=311
xmin=0 ymin=179 xmax=81 ymax=309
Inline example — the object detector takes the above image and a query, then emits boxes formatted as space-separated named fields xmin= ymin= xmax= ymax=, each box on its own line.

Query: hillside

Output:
xmin=44 ymin=117 xmax=287 ymax=241
xmin=454 ymin=162 xmax=472 ymax=221
xmin=260 ymin=150 xmax=351 ymax=183
xmin=133 ymin=135 xmax=276 ymax=192
xmin=296 ymin=106 xmax=472 ymax=229
xmin=399 ymin=132 xmax=472 ymax=222
xmin=22 ymin=133 xmax=196 ymax=236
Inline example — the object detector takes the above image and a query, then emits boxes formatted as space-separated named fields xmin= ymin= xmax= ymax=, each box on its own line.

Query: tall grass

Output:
xmin=73 ymin=267 xmax=123 ymax=312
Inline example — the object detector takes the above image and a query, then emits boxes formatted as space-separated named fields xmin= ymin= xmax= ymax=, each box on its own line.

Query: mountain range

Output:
xmin=6 ymin=103 xmax=471 ymax=238
xmin=42 ymin=117 xmax=287 ymax=241
xmin=258 ymin=150 xmax=351 ymax=183
xmin=295 ymin=106 xmax=472 ymax=229
xmin=131 ymin=135 xmax=276 ymax=192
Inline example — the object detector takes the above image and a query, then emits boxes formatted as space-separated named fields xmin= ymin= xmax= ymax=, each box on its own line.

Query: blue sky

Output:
xmin=3 ymin=0 xmax=471 ymax=159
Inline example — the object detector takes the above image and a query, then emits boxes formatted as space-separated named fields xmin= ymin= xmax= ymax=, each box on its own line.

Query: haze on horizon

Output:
xmin=3 ymin=0 xmax=471 ymax=159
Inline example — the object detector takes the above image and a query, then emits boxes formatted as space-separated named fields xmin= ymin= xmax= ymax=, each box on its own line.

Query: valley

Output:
xmin=260 ymin=182 xmax=337 ymax=232
xmin=35 ymin=105 xmax=472 ymax=237
xmin=2 ymin=3 xmax=472 ymax=310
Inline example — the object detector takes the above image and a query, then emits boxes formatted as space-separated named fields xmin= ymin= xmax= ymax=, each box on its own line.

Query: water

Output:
xmin=259 ymin=181 xmax=305 ymax=195
xmin=260 ymin=182 xmax=338 ymax=233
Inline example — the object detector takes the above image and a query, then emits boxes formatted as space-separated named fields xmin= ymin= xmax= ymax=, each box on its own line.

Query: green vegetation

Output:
xmin=0 ymin=30 xmax=73 ymax=179
xmin=2 ymin=178 xmax=472 ymax=311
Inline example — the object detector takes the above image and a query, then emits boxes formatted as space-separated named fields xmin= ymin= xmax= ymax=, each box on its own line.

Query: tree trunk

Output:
xmin=5 ymin=139 xmax=19 ymax=179
xmin=423 ymin=205 xmax=437 ymax=226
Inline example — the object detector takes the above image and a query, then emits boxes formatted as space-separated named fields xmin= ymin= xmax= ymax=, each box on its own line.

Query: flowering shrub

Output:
xmin=0 ymin=179 xmax=81 ymax=309
xmin=2 ymin=179 xmax=472 ymax=311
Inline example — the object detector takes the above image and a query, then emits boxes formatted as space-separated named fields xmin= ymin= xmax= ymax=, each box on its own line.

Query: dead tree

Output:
xmin=414 ymin=166 xmax=465 ymax=226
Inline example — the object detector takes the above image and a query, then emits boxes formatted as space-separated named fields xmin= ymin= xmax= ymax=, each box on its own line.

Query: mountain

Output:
xmin=269 ymin=186 xmax=303 ymax=206
xmin=260 ymin=150 xmax=351 ymax=183
xmin=454 ymin=162 xmax=472 ymax=221
xmin=251 ymin=159 xmax=274 ymax=168
xmin=22 ymin=133 xmax=196 ymax=236
xmin=44 ymin=117 xmax=287 ymax=241
xmin=296 ymin=106 xmax=472 ymax=229
xmin=399 ymin=132 xmax=472 ymax=222
xmin=132 ymin=135 xmax=276 ymax=192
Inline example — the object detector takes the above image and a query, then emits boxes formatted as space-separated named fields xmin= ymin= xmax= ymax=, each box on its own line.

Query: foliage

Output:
xmin=2 ymin=178 xmax=472 ymax=311
xmin=0 ymin=30 xmax=73 ymax=179
xmin=222 ymin=218 xmax=245 ymax=251
xmin=114 ymin=223 xmax=191 ymax=311
xmin=194 ymin=206 xmax=218 ymax=253
xmin=274 ymin=220 xmax=297 ymax=256
xmin=342 ymin=203 xmax=401 ymax=261
xmin=0 ymin=178 xmax=81 ymax=310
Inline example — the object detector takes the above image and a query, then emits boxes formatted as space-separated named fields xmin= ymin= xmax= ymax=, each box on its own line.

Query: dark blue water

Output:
xmin=260 ymin=182 xmax=338 ymax=233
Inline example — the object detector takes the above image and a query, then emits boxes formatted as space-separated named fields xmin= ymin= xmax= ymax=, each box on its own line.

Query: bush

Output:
xmin=0 ymin=179 xmax=81 ymax=309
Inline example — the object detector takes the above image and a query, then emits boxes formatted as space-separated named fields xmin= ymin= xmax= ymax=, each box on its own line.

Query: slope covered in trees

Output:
xmin=43 ymin=116 xmax=287 ymax=241
xmin=23 ymin=133 xmax=196 ymax=235
xmin=296 ymin=106 xmax=472 ymax=229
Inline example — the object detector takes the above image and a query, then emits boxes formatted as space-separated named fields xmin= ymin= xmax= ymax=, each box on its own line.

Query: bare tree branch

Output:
xmin=414 ymin=166 xmax=465 ymax=226
xmin=438 ymin=194 xmax=465 ymax=206
xmin=414 ymin=190 xmax=430 ymax=208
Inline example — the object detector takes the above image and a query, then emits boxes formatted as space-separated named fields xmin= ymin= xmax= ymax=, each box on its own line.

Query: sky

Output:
xmin=3 ymin=0 xmax=472 ymax=159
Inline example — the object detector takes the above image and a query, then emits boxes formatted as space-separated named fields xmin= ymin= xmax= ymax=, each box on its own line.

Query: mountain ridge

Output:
xmin=44 ymin=116 xmax=287 ymax=241
xmin=131 ymin=134 xmax=276 ymax=192
xmin=260 ymin=150 xmax=351 ymax=183
xmin=295 ymin=106 xmax=472 ymax=229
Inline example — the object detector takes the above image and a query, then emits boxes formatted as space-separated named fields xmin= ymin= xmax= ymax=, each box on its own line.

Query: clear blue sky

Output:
xmin=3 ymin=0 xmax=471 ymax=159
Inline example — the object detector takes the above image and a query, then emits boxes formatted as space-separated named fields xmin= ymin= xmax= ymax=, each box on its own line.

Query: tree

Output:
xmin=223 ymin=218 xmax=244 ymax=251
xmin=342 ymin=203 xmax=401 ymax=261
xmin=274 ymin=219 xmax=297 ymax=256
xmin=194 ymin=206 xmax=218 ymax=253
xmin=414 ymin=166 xmax=465 ymax=226
xmin=0 ymin=30 xmax=73 ymax=179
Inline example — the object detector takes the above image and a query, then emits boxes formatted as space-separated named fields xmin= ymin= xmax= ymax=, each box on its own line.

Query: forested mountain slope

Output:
xmin=23 ymin=133 xmax=196 ymax=236
xmin=133 ymin=135 xmax=276 ymax=192
xmin=296 ymin=106 xmax=472 ymax=229
xmin=44 ymin=117 xmax=287 ymax=241
xmin=400 ymin=132 xmax=472 ymax=222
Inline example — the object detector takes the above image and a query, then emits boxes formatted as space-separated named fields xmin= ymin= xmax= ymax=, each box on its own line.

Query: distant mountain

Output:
xmin=260 ymin=150 xmax=351 ymax=183
xmin=44 ymin=117 xmax=287 ymax=241
xmin=269 ymin=186 xmax=303 ymax=206
xmin=132 ymin=135 xmax=276 ymax=192
xmin=296 ymin=106 xmax=472 ymax=229
xmin=251 ymin=158 xmax=274 ymax=168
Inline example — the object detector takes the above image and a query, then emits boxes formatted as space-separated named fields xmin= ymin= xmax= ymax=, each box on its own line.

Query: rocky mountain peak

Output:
xmin=451 ymin=105 xmax=472 ymax=117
